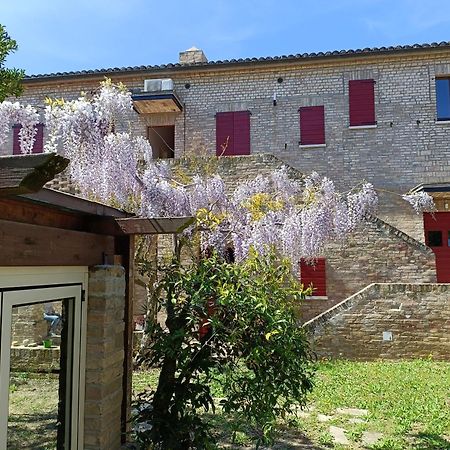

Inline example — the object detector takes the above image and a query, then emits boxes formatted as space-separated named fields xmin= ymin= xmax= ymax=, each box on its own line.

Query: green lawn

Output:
xmin=133 ymin=360 xmax=450 ymax=449
xmin=300 ymin=360 xmax=450 ymax=449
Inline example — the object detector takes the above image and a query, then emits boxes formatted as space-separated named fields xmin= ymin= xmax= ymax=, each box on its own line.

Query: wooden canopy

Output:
xmin=115 ymin=216 xmax=194 ymax=235
xmin=131 ymin=92 xmax=183 ymax=114
xmin=0 ymin=153 xmax=69 ymax=196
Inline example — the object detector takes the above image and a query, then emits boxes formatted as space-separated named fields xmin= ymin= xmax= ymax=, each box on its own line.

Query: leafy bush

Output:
xmin=133 ymin=250 xmax=315 ymax=449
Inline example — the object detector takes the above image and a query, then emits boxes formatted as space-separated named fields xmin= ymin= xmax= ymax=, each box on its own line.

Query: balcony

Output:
xmin=131 ymin=79 xmax=183 ymax=114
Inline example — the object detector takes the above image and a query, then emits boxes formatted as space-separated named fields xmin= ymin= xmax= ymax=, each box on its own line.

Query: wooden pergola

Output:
xmin=0 ymin=153 xmax=194 ymax=447
xmin=0 ymin=153 xmax=137 ymax=442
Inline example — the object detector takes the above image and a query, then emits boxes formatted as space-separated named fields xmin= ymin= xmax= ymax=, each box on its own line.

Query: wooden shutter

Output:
xmin=299 ymin=258 xmax=327 ymax=296
xmin=299 ymin=106 xmax=325 ymax=145
xmin=349 ymin=79 xmax=376 ymax=126
xmin=232 ymin=111 xmax=250 ymax=155
xmin=13 ymin=123 xmax=45 ymax=154
xmin=12 ymin=125 xmax=21 ymax=155
xmin=216 ymin=111 xmax=250 ymax=156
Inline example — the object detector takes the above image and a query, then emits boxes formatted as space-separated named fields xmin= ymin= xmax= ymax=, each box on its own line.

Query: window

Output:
xmin=299 ymin=106 xmax=325 ymax=145
xmin=349 ymin=79 xmax=376 ymax=126
xmin=427 ymin=230 xmax=442 ymax=247
xmin=147 ymin=126 xmax=174 ymax=159
xmin=436 ymin=78 xmax=450 ymax=121
xmin=13 ymin=123 xmax=44 ymax=154
xmin=299 ymin=258 xmax=327 ymax=297
xmin=216 ymin=111 xmax=250 ymax=156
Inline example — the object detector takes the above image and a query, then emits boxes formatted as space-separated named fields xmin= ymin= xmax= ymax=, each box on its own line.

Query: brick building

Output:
xmin=5 ymin=42 xmax=450 ymax=321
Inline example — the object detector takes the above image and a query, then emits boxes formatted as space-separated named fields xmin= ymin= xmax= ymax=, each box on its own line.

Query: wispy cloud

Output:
xmin=2 ymin=0 xmax=450 ymax=75
xmin=362 ymin=0 xmax=450 ymax=40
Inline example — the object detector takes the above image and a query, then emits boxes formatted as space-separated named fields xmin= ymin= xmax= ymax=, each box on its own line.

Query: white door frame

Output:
xmin=0 ymin=267 xmax=88 ymax=450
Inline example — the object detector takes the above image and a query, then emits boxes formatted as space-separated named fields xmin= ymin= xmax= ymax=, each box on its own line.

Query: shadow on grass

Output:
xmin=410 ymin=432 xmax=450 ymax=450
xmin=8 ymin=411 xmax=58 ymax=450
xmin=268 ymin=429 xmax=327 ymax=450
xmin=207 ymin=412 xmax=326 ymax=449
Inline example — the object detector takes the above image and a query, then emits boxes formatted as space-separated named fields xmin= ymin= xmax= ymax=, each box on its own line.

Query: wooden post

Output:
xmin=115 ymin=234 xmax=135 ymax=443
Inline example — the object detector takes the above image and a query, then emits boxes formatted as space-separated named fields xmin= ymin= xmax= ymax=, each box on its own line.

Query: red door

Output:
xmin=424 ymin=212 xmax=450 ymax=282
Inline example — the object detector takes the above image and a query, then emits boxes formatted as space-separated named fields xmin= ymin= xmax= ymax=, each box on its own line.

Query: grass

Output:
xmin=5 ymin=360 xmax=449 ymax=449
xmin=133 ymin=359 xmax=450 ymax=449
xmin=298 ymin=359 xmax=450 ymax=449
xmin=8 ymin=372 xmax=59 ymax=450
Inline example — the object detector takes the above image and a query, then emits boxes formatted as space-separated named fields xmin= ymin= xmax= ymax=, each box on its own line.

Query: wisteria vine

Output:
xmin=1 ymin=80 xmax=436 ymax=264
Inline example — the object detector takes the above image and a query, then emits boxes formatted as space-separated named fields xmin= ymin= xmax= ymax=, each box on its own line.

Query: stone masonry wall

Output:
xmin=165 ymin=154 xmax=436 ymax=321
xmin=304 ymin=283 xmax=450 ymax=360
xmin=10 ymin=49 xmax=450 ymax=238
xmin=299 ymin=215 xmax=437 ymax=321
xmin=11 ymin=303 xmax=48 ymax=345
xmin=84 ymin=265 xmax=125 ymax=450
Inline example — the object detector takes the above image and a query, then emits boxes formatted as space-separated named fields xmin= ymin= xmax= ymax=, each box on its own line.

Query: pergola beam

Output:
xmin=115 ymin=216 xmax=194 ymax=235
xmin=0 ymin=153 xmax=69 ymax=196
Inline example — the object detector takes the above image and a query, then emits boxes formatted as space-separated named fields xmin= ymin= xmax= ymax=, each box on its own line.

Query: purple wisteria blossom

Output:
xmin=402 ymin=191 xmax=436 ymax=214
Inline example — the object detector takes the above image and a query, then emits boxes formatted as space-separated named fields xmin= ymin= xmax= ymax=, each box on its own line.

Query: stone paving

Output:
xmin=290 ymin=406 xmax=385 ymax=449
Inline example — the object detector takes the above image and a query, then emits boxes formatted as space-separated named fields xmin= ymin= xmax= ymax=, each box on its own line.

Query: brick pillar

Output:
xmin=84 ymin=265 xmax=125 ymax=450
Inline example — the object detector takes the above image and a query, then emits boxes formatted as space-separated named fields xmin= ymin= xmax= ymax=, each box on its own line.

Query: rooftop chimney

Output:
xmin=179 ymin=47 xmax=208 ymax=65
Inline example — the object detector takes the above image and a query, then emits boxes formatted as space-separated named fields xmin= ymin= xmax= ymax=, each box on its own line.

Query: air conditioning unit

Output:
xmin=143 ymin=78 xmax=174 ymax=92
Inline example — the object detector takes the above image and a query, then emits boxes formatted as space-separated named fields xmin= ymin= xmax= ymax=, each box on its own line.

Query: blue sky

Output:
xmin=2 ymin=0 xmax=450 ymax=76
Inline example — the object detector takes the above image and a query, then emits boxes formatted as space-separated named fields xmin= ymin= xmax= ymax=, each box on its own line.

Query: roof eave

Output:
xmin=22 ymin=42 xmax=450 ymax=84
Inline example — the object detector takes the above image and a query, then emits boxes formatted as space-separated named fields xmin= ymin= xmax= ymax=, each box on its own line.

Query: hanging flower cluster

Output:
xmin=138 ymin=165 xmax=379 ymax=262
xmin=0 ymin=101 xmax=39 ymax=153
xmin=402 ymin=191 xmax=436 ymax=214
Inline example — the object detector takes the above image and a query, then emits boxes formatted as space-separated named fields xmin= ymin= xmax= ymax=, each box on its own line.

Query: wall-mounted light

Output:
xmin=417 ymin=119 xmax=421 ymax=126
xmin=273 ymin=92 xmax=277 ymax=106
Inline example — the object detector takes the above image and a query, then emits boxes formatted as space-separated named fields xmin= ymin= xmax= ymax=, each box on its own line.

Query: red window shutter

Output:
xmin=33 ymin=123 xmax=45 ymax=153
xmin=349 ymin=79 xmax=376 ymax=126
xmin=299 ymin=106 xmax=325 ymax=145
xmin=233 ymin=111 xmax=250 ymax=155
xmin=299 ymin=258 xmax=327 ymax=297
xmin=12 ymin=125 xmax=21 ymax=155
xmin=216 ymin=111 xmax=250 ymax=156
xmin=12 ymin=123 xmax=45 ymax=154
xmin=216 ymin=112 xmax=234 ymax=156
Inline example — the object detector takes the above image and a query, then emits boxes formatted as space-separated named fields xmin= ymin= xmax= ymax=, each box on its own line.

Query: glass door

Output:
xmin=0 ymin=284 xmax=83 ymax=449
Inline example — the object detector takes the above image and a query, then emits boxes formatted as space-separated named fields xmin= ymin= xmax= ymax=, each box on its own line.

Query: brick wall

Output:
xmin=84 ymin=265 xmax=125 ymax=450
xmin=304 ymin=283 xmax=450 ymax=360
xmin=10 ymin=50 xmax=450 ymax=241
xmin=166 ymin=155 xmax=436 ymax=321
xmin=12 ymin=50 xmax=450 ymax=204
xmin=299 ymin=214 xmax=436 ymax=321
xmin=171 ymin=54 xmax=450 ymax=202
xmin=10 ymin=303 xmax=48 ymax=344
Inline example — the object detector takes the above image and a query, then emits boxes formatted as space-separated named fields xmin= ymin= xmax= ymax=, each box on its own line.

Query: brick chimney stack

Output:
xmin=179 ymin=47 xmax=208 ymax=65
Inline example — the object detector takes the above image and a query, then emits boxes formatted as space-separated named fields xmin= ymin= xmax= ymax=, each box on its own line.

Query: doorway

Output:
xmin=0 ymin=268 xmax=87 ymax=449
xmin=424 ymin=212 xmax=450 ymax=282
xmin=148 ymin=126 xmax=175 ymax=159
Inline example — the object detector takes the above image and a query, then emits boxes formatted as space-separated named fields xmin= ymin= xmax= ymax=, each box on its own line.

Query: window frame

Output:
xmin=215 ymin=111 xmax=251 ymax=156
xmin=299 ymin=105 xmax=326 ymax=147
xmin=435 ymin=77 xmax=450 ymax=121
xmin=348 ymin=79 xmax=376 ymax=127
